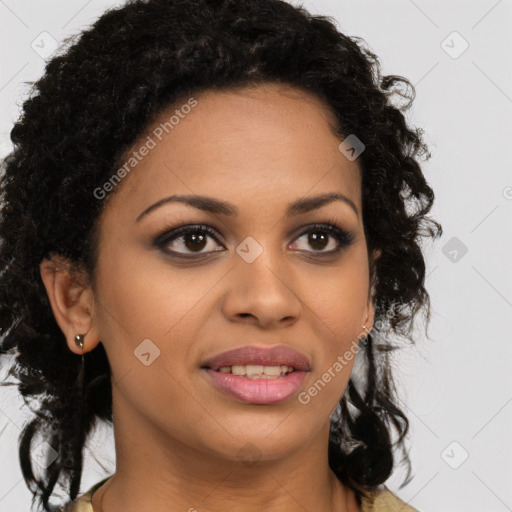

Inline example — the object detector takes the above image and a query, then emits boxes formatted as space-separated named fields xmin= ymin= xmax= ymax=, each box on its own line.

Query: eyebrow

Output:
xmin=135 ymin=192 xmax=358 ymax=222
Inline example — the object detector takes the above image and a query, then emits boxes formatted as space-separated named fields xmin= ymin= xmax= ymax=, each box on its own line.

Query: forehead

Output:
xmin=102 ymin=83 xmax=362 ymax=220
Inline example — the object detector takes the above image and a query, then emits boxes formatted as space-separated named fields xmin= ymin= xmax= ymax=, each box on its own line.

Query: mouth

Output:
xmin=200 ymin=345 xmax=311 ymax=404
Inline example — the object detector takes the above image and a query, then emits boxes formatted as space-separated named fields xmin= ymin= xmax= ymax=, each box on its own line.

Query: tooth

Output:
xmin=263 ymin=365 xmax=283 ymax=376
xmin=246 ymin=364 xmax=264 ymax=377
xmin=287 ymin=366 xmax=294 ymax=372
xmin=231 ymin=365 xmax=247 ymax=376
xmin=219 ymin=366 xmax=231 ymax=373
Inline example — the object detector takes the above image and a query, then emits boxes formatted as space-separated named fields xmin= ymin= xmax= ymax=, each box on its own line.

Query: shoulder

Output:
xmin=360 ymin=487 xmax=419 ymax=512
xmin=59 ymin=494 xmax=93 ymax=512
xmin=60 ymin=476 xmax=112 ymax=512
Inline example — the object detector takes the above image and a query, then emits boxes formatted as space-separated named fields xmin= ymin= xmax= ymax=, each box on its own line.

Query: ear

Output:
xmin=362 ymin=297 xmax=375 ymax=337
xmin=362 ymin=248 xmax=382 ymax=334
xmin=39 ymin=254 xmax=101 ymax=355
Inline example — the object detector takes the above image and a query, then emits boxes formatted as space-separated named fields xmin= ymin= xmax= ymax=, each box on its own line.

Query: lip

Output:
xmin=203 ymin=368 xmax=308 ymax=405
xmin=201 ymin=345 xmax=311 ymax=372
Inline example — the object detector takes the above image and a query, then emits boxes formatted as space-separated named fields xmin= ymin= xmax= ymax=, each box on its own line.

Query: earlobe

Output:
xmin=39 ymin=255 xmax=100 ymax=355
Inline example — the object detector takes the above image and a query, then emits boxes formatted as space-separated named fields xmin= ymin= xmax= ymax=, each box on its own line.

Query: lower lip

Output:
xmin=203 ymin=369 xmax=308 ymax=405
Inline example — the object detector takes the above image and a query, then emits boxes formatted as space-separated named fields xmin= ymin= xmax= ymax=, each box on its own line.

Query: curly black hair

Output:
xmin=0 ymin=0 xmax=442 ymax=510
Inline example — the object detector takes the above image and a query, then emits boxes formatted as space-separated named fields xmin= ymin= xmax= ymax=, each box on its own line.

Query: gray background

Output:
xmin=1 ymin=1 xmax=511 ymax=510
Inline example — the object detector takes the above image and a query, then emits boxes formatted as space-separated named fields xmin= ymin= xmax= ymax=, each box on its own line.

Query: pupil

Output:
xmin=309 ymin=232 xmax=327 ymax=250
xmin=185 ymin=233 xmax=207 ymax=251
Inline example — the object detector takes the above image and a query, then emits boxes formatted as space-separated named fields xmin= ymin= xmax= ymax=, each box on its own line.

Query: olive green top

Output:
xmin=60 ymin=476 xmax=419 ymax=511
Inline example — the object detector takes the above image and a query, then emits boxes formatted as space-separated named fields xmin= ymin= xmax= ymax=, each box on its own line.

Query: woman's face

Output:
xmin=89 ymin=83 xmax=374 ymax=464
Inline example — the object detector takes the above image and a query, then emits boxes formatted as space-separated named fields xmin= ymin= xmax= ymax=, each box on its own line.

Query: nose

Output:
xmin=221 ymin=248 xmax=302 ymax=329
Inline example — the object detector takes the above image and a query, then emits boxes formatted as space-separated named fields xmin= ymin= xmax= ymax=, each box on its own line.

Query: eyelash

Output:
xmin=152 ymin=218 xmax=355 ymax=260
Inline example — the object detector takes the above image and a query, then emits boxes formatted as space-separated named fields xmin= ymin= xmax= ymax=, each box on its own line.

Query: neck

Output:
xmin=92 ymin=390 xmax=359 ymax=512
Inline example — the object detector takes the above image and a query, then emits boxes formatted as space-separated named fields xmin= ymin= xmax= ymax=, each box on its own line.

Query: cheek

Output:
xmin=94 ymin=242 xmax=212 ymax=336
xmin=299 ymin=252 xmax=368 ymax=402
xmin=306 ymin=253 xmax=369 ymax=338
xmin=92 ymin=244 xmax=225 ymax=380
xmin=91 ymin=248 xmax=209 ymax=422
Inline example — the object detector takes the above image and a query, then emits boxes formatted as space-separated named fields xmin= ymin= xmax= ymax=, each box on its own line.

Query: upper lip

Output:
xmin=201 ymin=345 xmax=311 ymax=372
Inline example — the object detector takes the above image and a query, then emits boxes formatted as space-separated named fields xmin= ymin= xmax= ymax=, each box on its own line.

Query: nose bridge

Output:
xmin=221 ymin=235 xmax=302 ymax=325
xmin=237 ymin=237 xmax=290 ymax=296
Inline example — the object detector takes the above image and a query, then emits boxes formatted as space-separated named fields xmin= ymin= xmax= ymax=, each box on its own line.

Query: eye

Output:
xmin=289 ymin=221 xmax=355 ymax=255
xmin=153 ymin=219 xmax=355 ymax=260
xmin=153 ymin=224 xmax=225 ymax=257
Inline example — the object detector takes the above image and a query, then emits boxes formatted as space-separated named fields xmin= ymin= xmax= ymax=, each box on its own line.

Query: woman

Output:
xmin=0 ymin=0 xmax=442 ymax=510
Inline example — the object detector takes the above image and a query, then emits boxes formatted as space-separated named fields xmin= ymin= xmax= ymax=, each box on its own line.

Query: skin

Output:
xmin=40 ymin=82 xmax=378 ymax=512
